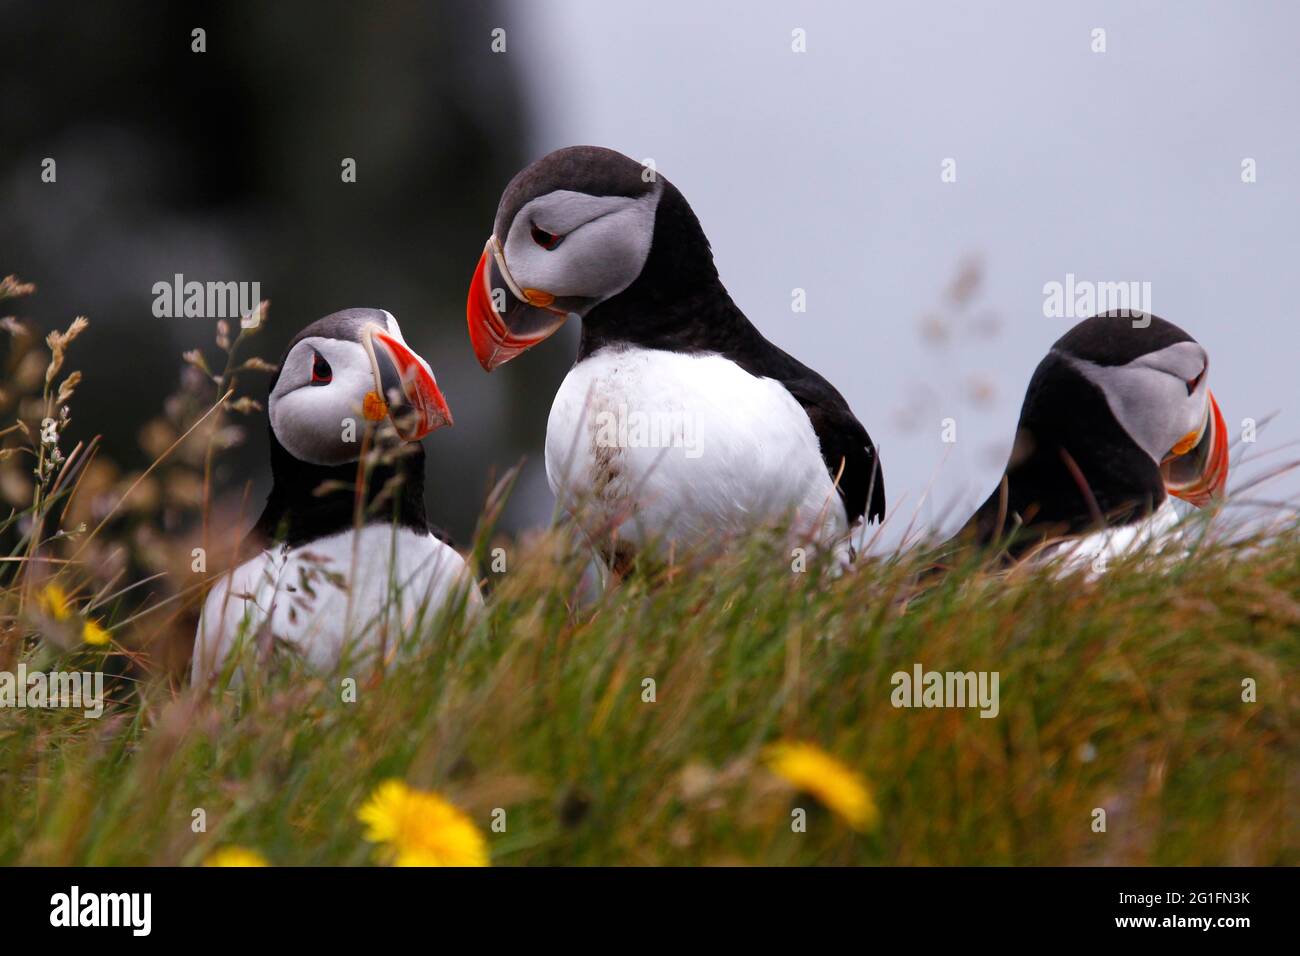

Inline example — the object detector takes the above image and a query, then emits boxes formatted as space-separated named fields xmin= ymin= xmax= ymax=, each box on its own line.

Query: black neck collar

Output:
xmin=251 ymin=429 xmax=428 ymax=550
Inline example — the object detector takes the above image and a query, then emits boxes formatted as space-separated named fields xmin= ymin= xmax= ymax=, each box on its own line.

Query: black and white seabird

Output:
xmin=955 ymin=311 xmax=1229 ymax=565
xmin=465 ymin=146 xmax=885 ymax=566
xmin=192 ymin=309 xmax=481 ymax=680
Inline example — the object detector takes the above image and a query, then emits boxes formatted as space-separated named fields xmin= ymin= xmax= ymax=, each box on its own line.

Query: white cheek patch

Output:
xmin=1063 ymin=344 xmax=1209 ymax=464
xmin=269 ymin=338 xmax=376 ymax=466
xmin=502 ymin=187 xmax=660 ymax=301
xmin=1129 ymin=341 xmax=1207 ymax=382
xmin=513 ymin=190 xmax=644 ymax=237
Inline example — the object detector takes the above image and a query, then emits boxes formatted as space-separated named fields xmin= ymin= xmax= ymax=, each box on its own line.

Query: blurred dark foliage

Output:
xmin=2 ymin=0 xmax=569 ymax=542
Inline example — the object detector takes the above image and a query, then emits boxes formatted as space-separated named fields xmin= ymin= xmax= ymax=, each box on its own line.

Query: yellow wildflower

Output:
xmin=82 ymin=618 xmax=111 ymax=646
xmin=38 ymin=583 xmax=72 ymax=620
xmin=203 ymin=846 xmax=270 ymax=867
xmin=357 ymin=779 xmax=488 ymax=867
xmin=763 ymin=741 xmax=879 ymax=832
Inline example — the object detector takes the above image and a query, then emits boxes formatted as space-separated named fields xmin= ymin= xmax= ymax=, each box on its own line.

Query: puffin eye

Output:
xmin=530 ymin=223 xmax=563 ymax=250
xmin=1186 ymin=367 xmax=1205 ymax=395
xmin=310 ymin=351 xmax=332 ymax=385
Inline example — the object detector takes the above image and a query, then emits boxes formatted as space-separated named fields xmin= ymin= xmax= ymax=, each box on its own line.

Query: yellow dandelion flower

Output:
xmin=763 ymin=741 xmax=879 ymax=832
xmin=357 ymin=778 xmax=488 ymax=867
xmin=203 ymin=846 xmax=270 ymax=867
xmin=38 ymin=582 xmax=72 ymax=620
xmin=82 ymin=618 xmax=111 ymax=646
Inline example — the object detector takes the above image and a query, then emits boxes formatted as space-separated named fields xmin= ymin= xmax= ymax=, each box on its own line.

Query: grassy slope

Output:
xmin=1 ymin=521 xmax=1297 ymax=867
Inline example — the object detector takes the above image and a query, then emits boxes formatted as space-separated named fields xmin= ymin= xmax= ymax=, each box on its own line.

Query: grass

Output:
xmin=0 ymin=277 xmax=1295 ymax=866
xmin=2 ymin=519 xmax=1297 ymax=866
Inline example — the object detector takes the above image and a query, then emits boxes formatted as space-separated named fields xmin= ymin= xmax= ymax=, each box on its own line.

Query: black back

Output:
xmin=959 ymin=312 xmax=1186 ymax=556
xmin=528 ymin=150 xmax=886 ymax=525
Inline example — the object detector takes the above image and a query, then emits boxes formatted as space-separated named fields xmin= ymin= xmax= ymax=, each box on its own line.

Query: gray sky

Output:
xmin=504 ymin=0 xmax=1299 ymax=548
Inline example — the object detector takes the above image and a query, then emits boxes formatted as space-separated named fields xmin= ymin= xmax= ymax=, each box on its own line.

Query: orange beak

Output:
xmin=364 ymin=325 xmax=452 ymax=440
xmin=466 ymin=236 xmax=570 ymax=371
xmin=1162 ymin=390 xmax=1228 ymax=507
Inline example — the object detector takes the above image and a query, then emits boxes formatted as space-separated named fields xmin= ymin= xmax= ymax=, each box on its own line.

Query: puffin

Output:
xmin=465 ymin=146 xmax=884 ymax=568
xmin=954 ymin=311 xmax=1229 ymax=566
xmin=191 ymin=309 xmax=481 ymax=681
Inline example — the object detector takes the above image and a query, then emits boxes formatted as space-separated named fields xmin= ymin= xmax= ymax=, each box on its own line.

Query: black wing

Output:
xmin=740 ymin=344 xmax=885 ymax=526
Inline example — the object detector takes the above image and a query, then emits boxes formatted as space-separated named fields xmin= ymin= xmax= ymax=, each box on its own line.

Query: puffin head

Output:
xmin=268 ymin=308 xmax=452 ymax=466
xmin=466 ymin=146 xmax=666 ymax=370
xmin=1044 ymin=311 xmax=1229 ymax=507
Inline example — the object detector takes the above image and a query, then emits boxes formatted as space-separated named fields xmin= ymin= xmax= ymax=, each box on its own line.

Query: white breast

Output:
xmin=191 ymin=524 xmax=482 ymax=681
xmin=545 ymin=346 xmax=848 ymax=561
xmin=1044 ymin=498 xmax=1191 ymax=578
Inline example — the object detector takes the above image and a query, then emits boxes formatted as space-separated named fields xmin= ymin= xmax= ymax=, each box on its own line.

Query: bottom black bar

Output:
xmin=0 ymin=866 xmax=1285 ymax=941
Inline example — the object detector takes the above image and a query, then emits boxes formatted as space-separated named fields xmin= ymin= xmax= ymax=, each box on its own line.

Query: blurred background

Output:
xmin=4 ymin=0 xmax=1298 ymax=549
